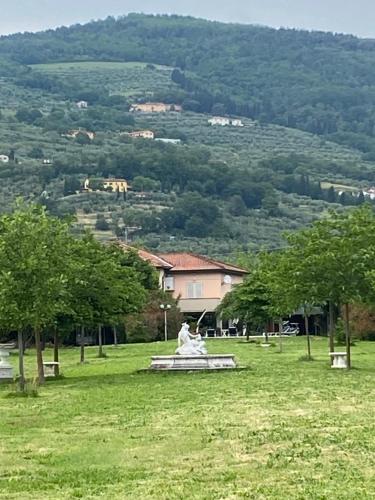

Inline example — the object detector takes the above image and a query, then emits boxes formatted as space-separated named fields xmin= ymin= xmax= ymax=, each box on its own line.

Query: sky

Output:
xmin=0 ymin=0 xmax=374 ymax=38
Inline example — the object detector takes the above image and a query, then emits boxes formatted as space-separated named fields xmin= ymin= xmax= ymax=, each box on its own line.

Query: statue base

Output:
xmin=150 ymin=354 xmax=236 ymax=371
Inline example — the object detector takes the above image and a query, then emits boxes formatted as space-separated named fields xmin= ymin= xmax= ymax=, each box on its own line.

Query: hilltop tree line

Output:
xmin=3 ymin=14 xmax=375 ymax=154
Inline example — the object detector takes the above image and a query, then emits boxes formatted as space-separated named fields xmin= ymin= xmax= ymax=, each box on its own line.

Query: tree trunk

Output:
xmin=80 ymin=326 xmax=85 ymax=364
xmin=264 ymin=322 xmax=269 ymax=343
xmin=113 ymin=326 xmax=118 ymax=347
xmin=329 ymin=301 xmax=335 ymax=365
xmin=34 ymin=327 xmax=45 ymax=385
xmin=98 ymin=324 xmax=103 ymax=357
xmin=18 ymin=330 xmax=25 ymax=392
xmin=344 ymin=303 xmax=351 ymax=370
xmin=53 ymin=328 xmax=59 ymax=377
xmin=246 ymin=321 xmax=250 ymax=341
xmin=278 ymin=318 xmax=283 ymax=353
xmin=304 ymin=313 xmax=312 ymax=360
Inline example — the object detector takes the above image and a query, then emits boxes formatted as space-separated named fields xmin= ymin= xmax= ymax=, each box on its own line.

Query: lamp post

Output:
xmin=160 ymin=304 xmax=171 ymax=341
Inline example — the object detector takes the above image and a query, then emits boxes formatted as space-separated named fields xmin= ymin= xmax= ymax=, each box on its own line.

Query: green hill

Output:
xmin=1 ymin=17 xmax=375 ymax=257
xmin=3 ymin=14 xmax=375 ymax=154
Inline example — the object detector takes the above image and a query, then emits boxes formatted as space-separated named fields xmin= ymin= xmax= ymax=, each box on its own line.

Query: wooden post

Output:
xmin=304 ymin=312 xmax=312 ymax=360
xmin=278 ymin=318 xmax=283 ymax=353
xmin=18 ymin=330 xmax=25 ymax=392
xmin=329 ymin=301 xmax=335 ymax=365
xmin=53 ymin=328 xmax=60 ymax=377
xmin=98 ymin=325 xmax=103 ymax=357
xmin=34 ymin=327 xmax=45 ymax=385
xmin=344 ymin=303 xmax=351 ymax=369
xmin=80 ymin=325 xmax=85 ymax=364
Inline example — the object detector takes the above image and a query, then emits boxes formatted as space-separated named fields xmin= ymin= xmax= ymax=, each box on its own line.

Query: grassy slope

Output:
xmin=1 ymin=338 xmax=374 ymax=499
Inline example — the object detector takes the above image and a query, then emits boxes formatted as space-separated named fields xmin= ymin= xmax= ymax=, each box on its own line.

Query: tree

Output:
xmin=67 ymin=236 xmax=147 ymax=360
xmin=0 ymin=202 xmax=72 ymax=385
xmin=282 ymin=205 xmax=375 ymax=368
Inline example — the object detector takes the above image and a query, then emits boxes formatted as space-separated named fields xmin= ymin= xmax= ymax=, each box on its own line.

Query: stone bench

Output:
xmin=0 ymin=349 xmax=13 ymax=381
xmin=330 ymin=352 xmax=348 ymax=369
xmin=43 ymin=362 xmax=60 ymax=377
xmin=150 ymin=354 xmax=236 ymax=371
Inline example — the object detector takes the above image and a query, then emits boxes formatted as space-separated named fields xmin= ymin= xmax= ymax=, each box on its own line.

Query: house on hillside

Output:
xmin=155 ymin=138 xmax=182 ymax=144
xmin=130 ymin=102 xmax=182 ymax=113
xmin=119 ymin=245 xmax=248 ymax=331
xmin=208 ymin=117 xmax=244 ymax=127
xmin=231 ymin=119 xmax=244 ymax=127
xmin=363 ymin=187 xmax=375 ymax=200
xmin=76 ymin=100 xmax=88 ymax=109
xmin=208 ymin=116 xmax=231 ymax=126
xmin=127 ymin=130 xmax=155 ymax=139
xmin=103 ymin=179 xmax=128 ymax=193
xmin=83 ymin=178 xmax=128 ymax=193
xmin=0 ymin=155 xmax=9 ymax=163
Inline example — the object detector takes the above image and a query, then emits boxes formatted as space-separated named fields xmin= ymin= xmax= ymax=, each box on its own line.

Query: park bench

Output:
xmin=43 ymin=361 xmax=60 ymax=377
xmin=0 ymin=342 xmax=17 ymax=351
xmin=330 ymin=352 xmax=348 ymax=369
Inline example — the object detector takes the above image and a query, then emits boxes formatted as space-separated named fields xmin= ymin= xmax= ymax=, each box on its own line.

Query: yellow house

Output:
xmin=103 ymin=179 xmax=128 ymax=193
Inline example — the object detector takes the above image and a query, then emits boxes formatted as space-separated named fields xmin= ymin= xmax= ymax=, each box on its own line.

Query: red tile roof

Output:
xmin=158 ymin=252 xmax=248 ymax=274
xmin=115 ymin=242 xmax=173 ymax=269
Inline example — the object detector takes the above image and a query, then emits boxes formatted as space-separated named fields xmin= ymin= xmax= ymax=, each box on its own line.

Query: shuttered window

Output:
xmin=187 ymin=282 xmax=203 ymax=298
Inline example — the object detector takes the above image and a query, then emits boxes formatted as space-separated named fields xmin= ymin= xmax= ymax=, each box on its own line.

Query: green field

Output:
xmin=1 ymin=338 xmax=374 ymax=499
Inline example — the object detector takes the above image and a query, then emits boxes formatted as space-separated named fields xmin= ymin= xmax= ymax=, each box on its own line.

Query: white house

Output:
xmin=127 ymin=130 xmax=155 ymax=139
xmin=0 ymin=155 xmax=9 ymax=163
xmin=231 ymin=119 xmax=244 ymax=127
xmin=363 ymin=188 xmax=375 ymax=200
xmin=76 ymin=100 xmax=88 ymax=109
xmin=155 ymin=138 xmax=181 ymax=144
xmin=208 ymin=116 xmax=231 ymax=126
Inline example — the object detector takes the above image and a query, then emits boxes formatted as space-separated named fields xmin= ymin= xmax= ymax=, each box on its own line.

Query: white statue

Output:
xmin=176 ymin=322 xmax=207 ymax=356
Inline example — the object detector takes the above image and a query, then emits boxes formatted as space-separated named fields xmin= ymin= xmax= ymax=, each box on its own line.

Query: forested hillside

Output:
xmin=3 ymin=14 xmax=375 ymax=154
xmin=0 ymin=15 xmax=375 ymax=257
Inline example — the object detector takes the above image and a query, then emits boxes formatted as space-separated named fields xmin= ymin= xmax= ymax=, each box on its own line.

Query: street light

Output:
xmin=160 ymin=304 xmax=171 ymax=341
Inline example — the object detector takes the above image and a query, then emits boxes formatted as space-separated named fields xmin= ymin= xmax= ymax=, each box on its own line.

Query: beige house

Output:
xmin=125 ymin=248 xmax=247 ymax=330
xmin=130 ymin=102 xmax=182 ymax=113
xmin=127 ymin=130 xmax=155 ymax=139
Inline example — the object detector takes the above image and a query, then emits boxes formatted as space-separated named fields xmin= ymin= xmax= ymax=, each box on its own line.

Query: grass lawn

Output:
xmin=1 ymin=338 xmax=374 ymax=499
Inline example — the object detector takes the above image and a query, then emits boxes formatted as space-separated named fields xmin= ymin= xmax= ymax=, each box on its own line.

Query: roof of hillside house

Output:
xmin=115 ymin=242 xmax=173 ymax=269
xmin=158 ymin=252 xmax=248 ymax=274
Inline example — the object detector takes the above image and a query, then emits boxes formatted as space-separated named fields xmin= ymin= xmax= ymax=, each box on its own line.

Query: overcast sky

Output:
xmin=0 ymin=0 xmax=374 ymax=38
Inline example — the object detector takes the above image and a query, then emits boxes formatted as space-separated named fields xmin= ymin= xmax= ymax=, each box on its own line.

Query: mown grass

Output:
xmin=1 ymin=337 xmax=374 ymax=499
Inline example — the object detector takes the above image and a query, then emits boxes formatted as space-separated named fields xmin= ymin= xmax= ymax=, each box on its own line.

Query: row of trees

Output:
xmin=0 ymin=201 xmax=166 ymax=389
xmin=220 ymin=205 xmax=375 ymax=368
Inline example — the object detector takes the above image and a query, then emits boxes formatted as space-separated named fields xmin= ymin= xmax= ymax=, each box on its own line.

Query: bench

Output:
xmin=0 ymin=342 xmax=17 ymax=351
xmin=329 ymin=352 xmax=347 ymax=369
xmin=43 ymin=361 xmax=60 ymax=377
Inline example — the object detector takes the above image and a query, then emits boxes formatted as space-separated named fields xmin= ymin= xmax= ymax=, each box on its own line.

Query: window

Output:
xmin=165 ymin=276 xmax=174 ymax=291
xmin=187 ymin=282 xmax=203 ymax=298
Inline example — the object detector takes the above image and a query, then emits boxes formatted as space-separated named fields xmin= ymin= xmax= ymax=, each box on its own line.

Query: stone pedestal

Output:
xmin=330 ymin=352 xmax=348 ymax=369
xmin=43 ymin=362 xmax=59 ymax=378
xmin=150 ymin=354 xmax=236 ymax=371
xmin=0 ymin=349 xmax=13 ymax=381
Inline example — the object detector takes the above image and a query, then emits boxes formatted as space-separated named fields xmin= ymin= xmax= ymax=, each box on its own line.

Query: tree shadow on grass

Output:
xmin=46 ymin=365 xmax=253 ymax=388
